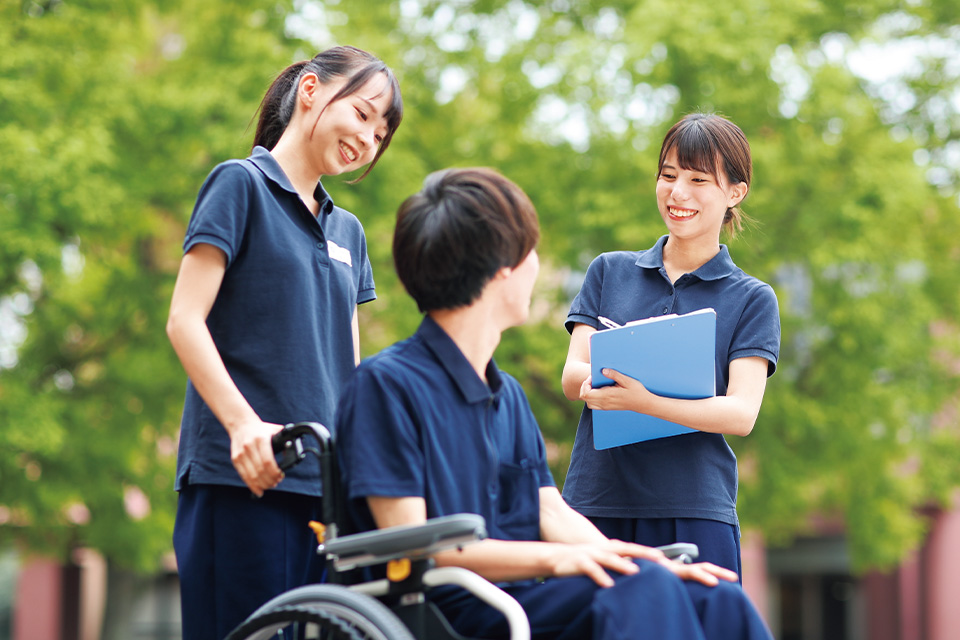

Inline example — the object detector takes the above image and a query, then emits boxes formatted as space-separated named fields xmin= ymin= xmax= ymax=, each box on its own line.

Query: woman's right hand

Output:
xmin=229 ymin=420 xmax=285 ymax=497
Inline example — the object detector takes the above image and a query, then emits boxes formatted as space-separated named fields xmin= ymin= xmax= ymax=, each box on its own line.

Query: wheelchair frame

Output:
xmin=225 ymin=421 xmax=698 ymax=640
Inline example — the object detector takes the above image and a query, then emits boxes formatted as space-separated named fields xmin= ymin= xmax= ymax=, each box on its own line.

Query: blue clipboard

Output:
xmin=589 ymin=308 xmax=716 ymax=449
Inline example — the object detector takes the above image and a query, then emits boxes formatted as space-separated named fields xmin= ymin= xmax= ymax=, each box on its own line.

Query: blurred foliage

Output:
xmin=1 ymin=0 xmax=959 ymax=573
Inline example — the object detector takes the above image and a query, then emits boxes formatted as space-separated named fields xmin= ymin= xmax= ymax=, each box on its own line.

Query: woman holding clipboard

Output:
xmin=560 ymin=113 xmax=781 ymax=578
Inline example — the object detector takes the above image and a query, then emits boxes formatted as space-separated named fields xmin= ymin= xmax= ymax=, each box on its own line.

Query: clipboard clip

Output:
xmin=598 ymin=316 xmax=622 ymax=330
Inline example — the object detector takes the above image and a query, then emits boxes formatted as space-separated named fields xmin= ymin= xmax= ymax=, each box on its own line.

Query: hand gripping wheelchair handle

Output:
xmin=270 ymin=421 xmax=341 ymax=538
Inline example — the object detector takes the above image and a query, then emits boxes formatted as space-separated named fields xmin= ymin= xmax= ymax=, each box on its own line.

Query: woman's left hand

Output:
xmin=578 ymin=369 xmax=651 ymax=412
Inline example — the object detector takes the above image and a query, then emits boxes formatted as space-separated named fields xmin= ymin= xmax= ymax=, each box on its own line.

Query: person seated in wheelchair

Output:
xmin=335 ymin=167 xmax=773 ymax=640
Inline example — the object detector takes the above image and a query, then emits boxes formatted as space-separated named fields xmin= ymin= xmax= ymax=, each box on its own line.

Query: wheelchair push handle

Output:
xmin=271 ymin=421 xmax=333 ymax=471
xmin=656 ymin=542 xmax=699 ymax=564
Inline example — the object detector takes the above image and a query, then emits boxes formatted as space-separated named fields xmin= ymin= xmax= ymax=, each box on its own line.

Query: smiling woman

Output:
xmin=560 ymin=113 xmax=780 ymax=581
xmin=164 ymin=46 xmax=403 ymax=640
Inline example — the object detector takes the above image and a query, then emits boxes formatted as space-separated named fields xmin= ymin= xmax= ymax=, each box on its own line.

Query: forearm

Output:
xmin=435 ymin=529 xmax=668 ymax=587
xmin=633 ymin=393 xmax=759 ymax=436
xmin=166 ymin=314 xmax=259 ymax=434
xmin=368 ymin=497 xmax=665 ymax=588
xmin=370 ymin=497 xmax=567 ymax=582
xmin=539 ymin=487 xmax=607 ymax=544
xmin=370 ymin=494 xmax=585 ymax=583
xmin=562 ymin=324 xmax=596 ymax=401
xmin=434 ymin=539 xmax=562 ymax=582
xmin=586 ymin=358 xmax=769 ymax=437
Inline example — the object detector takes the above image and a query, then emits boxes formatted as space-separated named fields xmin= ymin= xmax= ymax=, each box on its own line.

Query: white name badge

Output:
xmin=327 ymin=240 xmax=353 ymax=267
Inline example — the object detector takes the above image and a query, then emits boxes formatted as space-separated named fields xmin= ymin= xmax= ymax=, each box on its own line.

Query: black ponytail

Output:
xmin=253 ymin=61 xmax=307 ymax=151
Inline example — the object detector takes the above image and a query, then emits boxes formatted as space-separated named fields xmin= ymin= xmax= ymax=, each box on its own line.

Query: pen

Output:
xmin=598 ymin=316 xmax=622 ymax=330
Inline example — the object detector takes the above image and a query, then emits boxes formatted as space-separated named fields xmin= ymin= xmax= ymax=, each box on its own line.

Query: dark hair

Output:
xmin=393 ymin=168 xmax=540 ymax=313
xmin=253 ymin=46 xmax=403 ymax=181
xmin=657 ymin=113 xmax=752 ymax=237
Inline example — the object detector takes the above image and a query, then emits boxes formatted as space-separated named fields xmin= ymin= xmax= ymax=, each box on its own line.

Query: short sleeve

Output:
xmin=565 ymin=254 xmax=606 ymax=333
xmin=183 ymin=162 xmax=252 ymax=266
xmin=336 ymin=365 xmax=424 ymax=500
xmin=729 ymin=283 xmax=781 ymax=376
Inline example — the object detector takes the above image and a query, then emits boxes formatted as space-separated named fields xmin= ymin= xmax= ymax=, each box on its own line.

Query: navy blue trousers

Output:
xmin=590 ymin=516 xmax=742 ymax=579
xmin=173 ymin=484 xmax=325 ymax=640
xmin=438 ymin=559 xmax=770 ymax=640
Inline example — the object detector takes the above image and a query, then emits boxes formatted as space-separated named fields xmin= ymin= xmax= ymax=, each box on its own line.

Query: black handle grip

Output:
xmin=271 ymin=422 xmax=333 ymax=471
xmin=266 ymin=422 xmax=340 ymax=536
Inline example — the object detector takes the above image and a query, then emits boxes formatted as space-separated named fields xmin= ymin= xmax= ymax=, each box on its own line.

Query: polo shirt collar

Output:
xmin=416 ymin=315 xmax=503 ymax=404
xmin=248 ymin=146 xmax=334 ymax=217
xmin=635 ymin=235 xmax=737 ymax=281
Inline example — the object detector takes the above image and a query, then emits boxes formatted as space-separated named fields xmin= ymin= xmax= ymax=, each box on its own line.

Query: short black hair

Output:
xmin=393 ymin=167 xmax=540 ymax=312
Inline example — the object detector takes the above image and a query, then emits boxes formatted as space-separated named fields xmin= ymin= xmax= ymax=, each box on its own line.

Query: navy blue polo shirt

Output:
xmin=336 ymin=316 xmax=555 ymax=543
xmin=562 ymin=235 xmax=780 ymax=525
xmin=175 ymin=146 xmax=375 ymax=496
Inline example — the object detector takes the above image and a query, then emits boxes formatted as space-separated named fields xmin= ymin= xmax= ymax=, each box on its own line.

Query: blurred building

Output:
xmin=3 ymin=549 xmax=179 ymax=640
xmin=742 ymin=491 xmax=960 ymax=640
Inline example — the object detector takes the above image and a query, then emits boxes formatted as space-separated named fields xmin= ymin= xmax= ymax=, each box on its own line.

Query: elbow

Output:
xmin=561 ymin=379 xmax=581 ymax=402
xmin=165 ymin=315 xmax=177 ymax=346
xmin=166 ymin=308 xmax=188 ymax=350
xmin=165 ymin=313 xmax=176 ymax=341
xmin=733 ymin=412 xmax=760 ymax=437
xmin=560 ymin=368 xmax=584 ymax=402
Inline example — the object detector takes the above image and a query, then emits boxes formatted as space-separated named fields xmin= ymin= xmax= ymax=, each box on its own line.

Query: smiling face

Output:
xmin=303 ymin=73 xmax=394 ymax=177
xmin=656 ymin=147 xmax=747 ymax=245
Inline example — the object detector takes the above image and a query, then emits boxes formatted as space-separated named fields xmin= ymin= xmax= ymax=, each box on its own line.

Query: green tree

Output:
xmin=1 ymin=0 xmax=958 ymax=576
xmin=335 ymin=0 xmax=960 ymax=572
xmin=0 ymin=0 xmax=299 ymax=570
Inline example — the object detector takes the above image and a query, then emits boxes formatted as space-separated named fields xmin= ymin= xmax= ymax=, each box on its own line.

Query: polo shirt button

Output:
xmin=662 ymin=307 xmax=669 ymax=314
xmin=317 ymin=241 xmax=325 ymax=249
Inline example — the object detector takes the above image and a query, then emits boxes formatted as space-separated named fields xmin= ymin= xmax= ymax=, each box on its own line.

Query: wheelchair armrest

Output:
xmin=656 ymin=542 xmax=699 ymax=563
xmin=323 ymin=513 xmax=487 ymax=571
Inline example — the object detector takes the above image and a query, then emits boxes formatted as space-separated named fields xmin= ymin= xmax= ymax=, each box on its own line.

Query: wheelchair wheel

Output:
xmin=226 ymin=584 xmax=415 ymax=640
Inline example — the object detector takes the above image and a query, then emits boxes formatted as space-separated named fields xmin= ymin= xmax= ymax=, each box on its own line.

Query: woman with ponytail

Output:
xmin=560 ymin=113 xmax=779 ymax=581
xmin=166 ymin=46 xmax=402 ymax=640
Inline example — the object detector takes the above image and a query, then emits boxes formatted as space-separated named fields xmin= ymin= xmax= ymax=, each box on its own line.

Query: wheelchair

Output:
xmin=225 ymin=422 xmax=700 ymax=640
